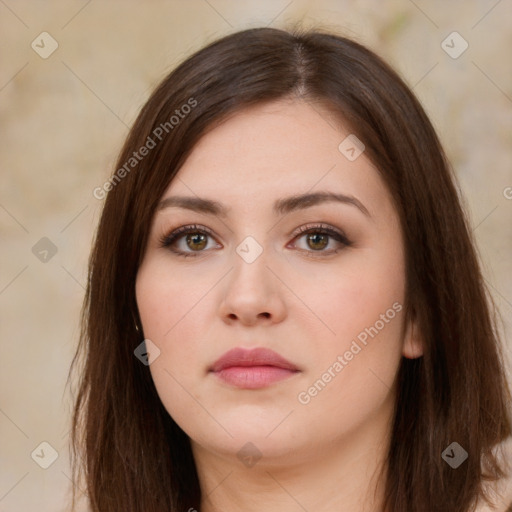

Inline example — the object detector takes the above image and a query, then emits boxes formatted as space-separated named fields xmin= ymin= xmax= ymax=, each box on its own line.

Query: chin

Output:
xmin=192 ymin=416 xmax=310 ymax=460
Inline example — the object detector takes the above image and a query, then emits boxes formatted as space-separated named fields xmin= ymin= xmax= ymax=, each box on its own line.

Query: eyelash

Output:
xmin=159 ymin=223 xmax=352 ymax=259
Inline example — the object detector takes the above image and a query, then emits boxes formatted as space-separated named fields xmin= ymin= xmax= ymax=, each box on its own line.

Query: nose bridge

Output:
xmin=230 ymin=233 xmax=273 ymax=295
xmin=219 ymin=231 xmax=286 ymax=324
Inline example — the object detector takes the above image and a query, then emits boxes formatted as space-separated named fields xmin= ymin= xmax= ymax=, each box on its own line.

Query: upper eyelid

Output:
xmin=163 ymin=222 xmax=344 ymax=237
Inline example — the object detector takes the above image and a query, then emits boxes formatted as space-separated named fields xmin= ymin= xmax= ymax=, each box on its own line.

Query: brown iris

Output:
xmin=186 ymin=233 xmax=208 ymax=251
xmin=306 ymin=232 xmax=329 ymax=251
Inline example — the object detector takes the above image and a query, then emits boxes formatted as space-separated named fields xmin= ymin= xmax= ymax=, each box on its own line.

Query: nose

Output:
xmin=218 ymin=249 xmax=287 ymax=326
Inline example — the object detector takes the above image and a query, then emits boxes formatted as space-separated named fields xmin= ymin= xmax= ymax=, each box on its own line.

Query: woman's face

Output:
xmin=136 ymin=98 xmax=422 ymax=466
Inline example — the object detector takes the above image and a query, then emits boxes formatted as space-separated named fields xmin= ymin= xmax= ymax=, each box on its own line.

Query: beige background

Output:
xmin=1 ymin=1 xmax=511 ymax=510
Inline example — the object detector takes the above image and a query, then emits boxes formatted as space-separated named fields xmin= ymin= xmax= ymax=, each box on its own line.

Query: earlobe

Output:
xmin=402 ymin=315 xmax=424 ymax=359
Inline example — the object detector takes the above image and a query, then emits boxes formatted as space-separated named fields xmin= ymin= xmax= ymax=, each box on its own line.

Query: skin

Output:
xmin=135 ymin=97 xmax=423 ymax=512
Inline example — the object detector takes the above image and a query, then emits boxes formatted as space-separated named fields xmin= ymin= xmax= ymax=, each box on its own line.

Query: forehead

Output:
xmin=164 ymin=99 xmax=392 ymax=219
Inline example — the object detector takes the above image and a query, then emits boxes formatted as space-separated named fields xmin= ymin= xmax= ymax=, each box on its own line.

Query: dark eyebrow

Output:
xmin=273 ymin=191 xmax=370 ymax=218
xmin=158 ymin=191 xmax=371 ymax=218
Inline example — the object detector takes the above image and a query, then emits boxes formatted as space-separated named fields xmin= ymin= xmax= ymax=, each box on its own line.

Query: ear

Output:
xmin=402 ymin=309 xmax=424 ymax=359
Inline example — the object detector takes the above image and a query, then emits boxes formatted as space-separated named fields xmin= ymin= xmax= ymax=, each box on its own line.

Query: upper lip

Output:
xmin=210 ymin=347 xmax=299 ymax=372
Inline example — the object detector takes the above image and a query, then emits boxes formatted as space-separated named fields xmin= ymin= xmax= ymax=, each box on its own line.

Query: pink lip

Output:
xmin=209 ymin=347 xmax=300 ymax=389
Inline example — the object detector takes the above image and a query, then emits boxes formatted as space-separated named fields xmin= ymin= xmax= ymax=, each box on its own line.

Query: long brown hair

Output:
xmin=67 ymin=25 xmax=512 ymax=512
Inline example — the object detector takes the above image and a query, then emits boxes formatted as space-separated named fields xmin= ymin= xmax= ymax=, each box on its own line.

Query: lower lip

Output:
xmin=212 ymin=365 xmax=299 ymax=389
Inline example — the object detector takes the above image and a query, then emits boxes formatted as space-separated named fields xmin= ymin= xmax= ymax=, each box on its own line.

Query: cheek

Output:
xmin=290 ymin=246 xmax=406 ymax=349
xmin=136 ymin=262 xmax=213 ymax=427
xmin=135 ymin=257 xmax=221 ymax=380
xmin=136 ymin=263 xmax=189 ymax=379
xmin=291 ymin=246 xmax=406 ymax=412
xmin=293 ymin=273 xmax=405 ymax=443
xmin=136 ymin=257 xmax=215 ymax=340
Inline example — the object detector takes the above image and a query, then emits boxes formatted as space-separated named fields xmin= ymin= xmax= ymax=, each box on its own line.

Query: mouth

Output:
xmin=209 ymin=347 xmax=300 ymax=389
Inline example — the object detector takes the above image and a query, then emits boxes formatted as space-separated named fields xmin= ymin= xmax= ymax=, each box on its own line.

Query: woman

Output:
xmin=68 ymin=26 xmax=512 ymax=512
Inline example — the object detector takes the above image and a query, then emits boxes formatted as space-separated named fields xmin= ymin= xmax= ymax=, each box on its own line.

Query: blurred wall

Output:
xmin=1 ymin=1 xmax=511 ymax=510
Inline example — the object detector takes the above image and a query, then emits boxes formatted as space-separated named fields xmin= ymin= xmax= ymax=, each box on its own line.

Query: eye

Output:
xmin=289 ymin=223 xmax=352 ymax=257
xmin=160 ymin=222 xmax=352 ymax=258
xmin=159 ymin=224 xmax=219 ymax=258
